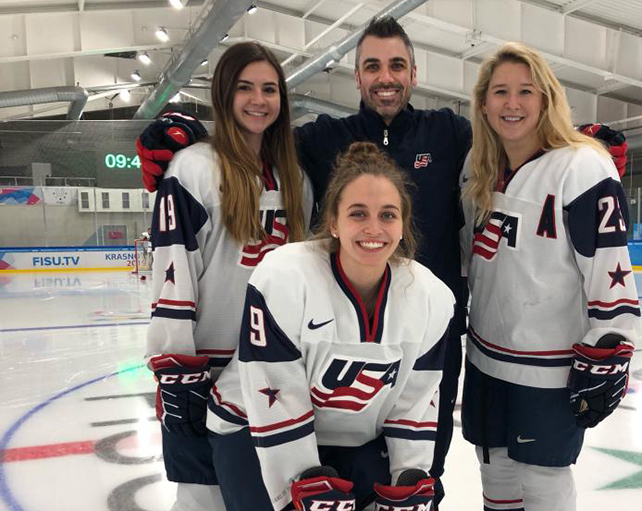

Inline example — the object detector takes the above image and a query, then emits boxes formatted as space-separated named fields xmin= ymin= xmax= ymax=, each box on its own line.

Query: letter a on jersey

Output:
xmin=536 ymin=194 xmax=557 ymax=239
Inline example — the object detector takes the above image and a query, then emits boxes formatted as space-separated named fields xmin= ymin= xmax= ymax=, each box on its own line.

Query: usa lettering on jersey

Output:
xmin=472 ymin=211 xmax=520 ymax=261
xmin=310 ymin=356 xmax=401 ymax=412
xmin=240 ymin=208 xmax=289 ymax=268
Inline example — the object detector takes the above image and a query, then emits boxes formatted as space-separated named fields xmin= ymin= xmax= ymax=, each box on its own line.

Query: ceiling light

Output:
xmin=220 ymin=33 xmax=229 ymax=43
xmin=325 ymin=59 xmax=336 ymax=68
xmin=131 ymin=70 xmax=142 ymax=81
xmin=247 ymin=4 xmax=258 ymax=14
xmin=200 ymin=59 xmax=208 ymax=66
xmin=137 ymin=52 xmax=152 ymax=65
xmin=119 ymin=89 xmax=131 ymax=102
xmin=155 ymin=27 xmax=169 ymax=42
xmin=169 ymin=0 xmax=184 ymax=9
xmin=169 ymin=93 xmax=181 ymax=103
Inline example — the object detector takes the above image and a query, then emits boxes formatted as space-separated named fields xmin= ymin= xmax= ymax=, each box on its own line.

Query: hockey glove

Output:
xmin=568 ymin=342 xmax=633 ymax=428
xmin=374 ymin=469 xmax=436 ymax=511
xmin=579 ymin=123 xmax=628 ymax=177
xmin=291 ymin=466 xmax=356 ymax=511
xmin=150 ymin=353 xmax=211 ymax=436
xmin=136 ymin=111 xmax=208 ymax=192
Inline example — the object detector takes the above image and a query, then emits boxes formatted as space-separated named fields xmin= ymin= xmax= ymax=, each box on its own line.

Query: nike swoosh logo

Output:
xmin=516 ymin=435 xmax=536 ymax=444
xmin=308 ymin=318 xmax=334 ymax=330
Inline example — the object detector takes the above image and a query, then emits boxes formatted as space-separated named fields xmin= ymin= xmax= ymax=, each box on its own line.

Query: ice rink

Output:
xmin=1 ymin=270 xmax=641 ymax=511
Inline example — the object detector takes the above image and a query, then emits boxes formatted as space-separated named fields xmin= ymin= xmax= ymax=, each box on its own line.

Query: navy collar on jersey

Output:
xmin=262 ymin=160 xmax=278 ymax=191
xmin=330 ymin=249 xmax=391 ymax=343
xmin=496 ymin=148 xmax=547 ymax=193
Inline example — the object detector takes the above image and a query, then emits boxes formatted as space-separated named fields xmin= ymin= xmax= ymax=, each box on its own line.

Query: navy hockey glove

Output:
xmin=291 ymin=466 xmax=356 ymax=511
xmin=136 ymin=111 xmax=208 ymax=192
xmin=150 ymin=353 xmax=211 ymax=436
xmin=374 ymin=469 xmax=436 ymax=511
xmin=568 ymin=342 xmax=633 ymax=428
xmin=579 ymin=123 xmax=628 ymax=177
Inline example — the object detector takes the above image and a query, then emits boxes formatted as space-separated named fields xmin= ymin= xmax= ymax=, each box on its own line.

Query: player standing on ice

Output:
xmin=459 ymin=42 xmax=640 ymax=511
xmin=207 ymin=142 xmax=453 ymax=511
xmin=145 ymin=42 xmax=313 ymax=511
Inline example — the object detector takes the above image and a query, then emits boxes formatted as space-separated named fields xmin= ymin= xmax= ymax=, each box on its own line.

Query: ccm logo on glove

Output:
xmin=158 ymin=370 xmax=210 ymax=384
xmin=572 ymin=360 xmax=629 ymax=375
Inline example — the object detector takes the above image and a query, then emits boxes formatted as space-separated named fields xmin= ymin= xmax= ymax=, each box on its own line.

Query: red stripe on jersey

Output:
xmin=483 ymin=494 xmax=524 ymax=505
xmin=151 ymin=299 xmax=196 ymax=309
xmin=197 ymin=348 xmax=236 ymax=356
xmin=588 ymin=298 xmax=639 ymax=308
xmin=211 ymin=386 xmax=247 ymax=419
xmin=311 ymin=396 xmax=364 ymax=411
xmin=249 ymin=410 xmax=314 ymax=433
xmin=470 ymin=327 xmax=573 ymax=356
xmin=383 ymin=419 xmax=438 ymax=429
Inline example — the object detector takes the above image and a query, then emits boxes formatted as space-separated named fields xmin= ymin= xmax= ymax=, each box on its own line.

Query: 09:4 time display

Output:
xmin=104 ymin=153 xmax=141 ymax=169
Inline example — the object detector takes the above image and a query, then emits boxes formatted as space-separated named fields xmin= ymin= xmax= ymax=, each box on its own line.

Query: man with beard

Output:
xmin=139 ymin=17 xmax=471 ymax=509
xmin=293 ymin=18 xmax=471 ymax=509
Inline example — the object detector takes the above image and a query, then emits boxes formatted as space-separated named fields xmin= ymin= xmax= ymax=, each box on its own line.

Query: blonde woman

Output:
xmin=145 ymin=42 xmax=313 ymax=511
xmin=460 ymin=42 xmax=639 ymax=511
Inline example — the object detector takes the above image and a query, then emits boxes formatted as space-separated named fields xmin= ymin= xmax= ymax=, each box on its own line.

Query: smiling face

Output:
xmin=232 ymin=60 xmax=281 ymax=152
xmin=331 ymin=174 xmax=403 ymax=284
xmin=355 ymin=35 xmax=417 ymax=125
xmin=483 ymin=61 xmax=543 ymax=158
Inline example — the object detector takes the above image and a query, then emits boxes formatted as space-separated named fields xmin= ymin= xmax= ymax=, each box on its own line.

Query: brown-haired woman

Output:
xmin=145 ymin=41 xmax=313 ymax=511
xmin=207 ymin=142 xmax=454 ymax=511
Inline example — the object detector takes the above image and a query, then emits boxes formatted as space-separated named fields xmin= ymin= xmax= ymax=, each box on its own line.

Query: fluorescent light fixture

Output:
xmin=220 ymin=33 xmax=229 ymax=42
xmin=247 ymin=4 xmax=258 ymax=14
xmin=131 ymin=70 xmax=142 ymax=81
xmin=200 ymin=59 xmax=208 ymax=66
xmin=169 ymin=93 xmax=181 ymax=103
xmin=169 ymin=0 xmax=184 ymax=9
xmin=119 ymin=89 xmax=131 ymax=102
xmin=137 ymin=52 xmax=152 ymax=66
xmin=155 ymin=27 xmax=169 ymax=42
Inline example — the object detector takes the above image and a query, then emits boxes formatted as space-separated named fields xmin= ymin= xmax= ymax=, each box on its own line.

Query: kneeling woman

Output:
xmin=207 ymin=142 xmax=455 ymax=511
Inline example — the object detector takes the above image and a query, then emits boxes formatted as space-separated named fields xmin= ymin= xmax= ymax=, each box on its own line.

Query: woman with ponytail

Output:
xmin=208 ymin=141 xmax=453 ymax=511
xmin=145 ymin=42 xmax=313 ymax=511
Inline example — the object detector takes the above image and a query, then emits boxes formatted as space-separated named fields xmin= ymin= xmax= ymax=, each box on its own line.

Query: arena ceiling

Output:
xmin=0 ymin=0 xmax=641 ymax=145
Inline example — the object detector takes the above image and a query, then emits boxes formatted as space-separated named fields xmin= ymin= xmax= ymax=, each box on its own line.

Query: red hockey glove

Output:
xmin=291 ymin=466 xmax=356 ymax=511
xmin=150 ymin=353 xmax=211 ymax=436
xmin=374 ymin=468 xmax=435 ymax=511
xmin=136 ymin=111 xmax=208 ymax=192
xmin=374 ymin=469 xmax=436 ymax=511
xmin=568 ymin=341 xmax=633 ymax=428
xmin=579 ymin=123 xmax=628 ymax=177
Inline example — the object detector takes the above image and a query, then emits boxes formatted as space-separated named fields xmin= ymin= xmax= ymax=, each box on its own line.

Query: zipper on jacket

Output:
xmin=383 ymin=129 xmax=389 ymax=146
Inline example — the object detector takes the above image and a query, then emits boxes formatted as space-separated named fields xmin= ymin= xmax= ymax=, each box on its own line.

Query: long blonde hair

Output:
xmin=465 ymin=41 xmax=607 ymax=224
xmin=314 ymin=141 xmax=418 ymax=263
xmin=210 ymin=42 xmax=306 ymax=244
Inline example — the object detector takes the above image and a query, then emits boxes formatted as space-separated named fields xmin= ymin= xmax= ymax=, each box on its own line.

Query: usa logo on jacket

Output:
xmin=310 ymin=356 xmax=401 ymax=412
xmin=414 ymin=153 xmax=432 ymax=169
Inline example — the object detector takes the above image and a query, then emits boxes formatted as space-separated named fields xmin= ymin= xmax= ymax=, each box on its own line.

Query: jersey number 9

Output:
xmin=250 ymin=306 xmax=267 ymax=347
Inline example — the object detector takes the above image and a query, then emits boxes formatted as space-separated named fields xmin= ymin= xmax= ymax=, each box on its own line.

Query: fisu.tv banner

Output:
xmin=0 ymin=246 xmax=137 ymax=272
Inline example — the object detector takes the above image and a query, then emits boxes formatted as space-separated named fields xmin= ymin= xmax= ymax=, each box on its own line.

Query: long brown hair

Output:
xmin=210 ymin=42 xmax=306 ymax=244
xmin=315 ymin=141 xmax=418 ymax=263
xmin=465 ymin=42 xmax=608 ymax=224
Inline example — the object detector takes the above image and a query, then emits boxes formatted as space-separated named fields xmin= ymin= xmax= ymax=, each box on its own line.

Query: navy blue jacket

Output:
xmin=294 ymin=102 xmax=471 ymax=334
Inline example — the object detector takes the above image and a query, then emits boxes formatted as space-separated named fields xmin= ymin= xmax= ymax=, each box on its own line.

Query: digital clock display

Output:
xmin=104 ymin=153 xmax=141 ymax=169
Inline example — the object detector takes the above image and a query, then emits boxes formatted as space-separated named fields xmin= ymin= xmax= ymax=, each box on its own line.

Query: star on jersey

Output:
xmin=259 ymin=387 xmax=280 ymax=407
xmin=608 ymin=263 xmax=631 ymax=289
xmin=165 ymin=262 xmax=175 ymax=284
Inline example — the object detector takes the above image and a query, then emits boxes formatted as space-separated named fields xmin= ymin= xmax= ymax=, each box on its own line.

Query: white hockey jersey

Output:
xmin=206 ymin=241 xmax=455 ymax=510
xmin=460 ymin=145 xmax=640 ymax=389
xmin=145 ymin=142 xmax=314 ymax=373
